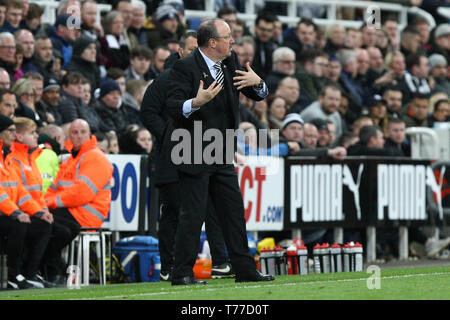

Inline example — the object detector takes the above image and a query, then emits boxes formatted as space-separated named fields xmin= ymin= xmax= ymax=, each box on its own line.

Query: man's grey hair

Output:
xmin=0 ymin=32 xmax=15 ymax=46
xmin=272 ymin=47 xmax=296 ymax=63
xmin=131 ymin=0 xmax=146 ymax=13
xmin=336 ymin=49 xmax=357 ymax=67
xmin=102 ymin=11 xmax=123 ymax=34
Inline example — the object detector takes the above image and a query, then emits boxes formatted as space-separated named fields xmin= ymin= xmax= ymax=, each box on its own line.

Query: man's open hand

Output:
xmin=233 ymin=62 xmax=261 ymax=90
xmin=192 ymin=80 xmax=222 ymax=108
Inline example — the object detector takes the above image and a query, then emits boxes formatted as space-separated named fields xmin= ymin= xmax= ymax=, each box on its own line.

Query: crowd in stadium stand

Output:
xmin=0 ymin=0 xmax=449 ymax=288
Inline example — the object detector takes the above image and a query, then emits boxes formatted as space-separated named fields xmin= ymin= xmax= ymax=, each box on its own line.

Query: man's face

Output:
xmin=383 ymin=90 xmax=403 ymax=113
xmin=363 ymin=26 xmax=377 ymax=47
xmin=317 ymin=128 xmax=330 ymax=147
xmin=414 ymin=56 xmax=430 ymax=79
xmin=36 ymin=39 xmax=53 ymax=62
xmin=311 ymin=56 xmax=327 ymax=77
xmin=101 ymin=90 xmax=121 ymax=108
xmin=384 ymin=21 xmax=398 ymax=40
xmin=153 ymin=48 xmax=170 ymax=72
xmin=81 ymin=1 xmax=97 ymax=29
xmin=297 ymin=23 xmax=315 ymax=46
xmin=319 ymin=88 xmax=341 ymax=114
xmin=80 ymin=43 xmax=96 ymax=63
xmin=410 ymin=98 xmax=429 ymax=121
xmin=241 ymin=42 xmax=254 ymax=65
xmin=303 ymin=124 xmax=318 ymax=148
xmin=0 ymin=93 xmax=16 ymax=118
xmin=63 ymin=81 xmax=84 ymax=98
xmin=0 ymin=37 xmax=16 ymax=63
xmin=436 ymin=34 xmax=450 ymax=50
xmin=0 ymin=70 xmax=10 ymax=88
xmin=345 ymin=30 xmax=362 ymax=49
xmin=0 ymin=5 xmax=6 ymax=26
xmin=326 ymin=60 xmax=341 ymax=82
xmin=221 ymin=13 xmax=237 ymax=31
xmin=282 ymin=122 xmax=303 ymax=143
xmin=117 ymin=1 xmax=133 ymax=28
xmin=59 ymin=25 xmax=80 ymax=42
xmin=6 ymin=7 xmax=22 ymax=28
xmin=390 ymin=55 xmax=405 ymax=76
xmin=387 ymin=122 xmax=406 ymax=144
xmin=370 ymin=130 xmax=385 ymax=149
xmin=115 ymin=76 xmax=126 ymax=94
xmin=161 ymin=17 xmax=179 ymax=34
xmin=368 ymin=47 xmax=384 ymax=72
xmin=17 ymin=127 xmax=38 ymax=148
xmin=255 ymin=20 xmax=273 ymax=43
xmin=131 ymin=8 xmax=145 ymax=29
xmin=276 ymin=78 xmax=300 ymax=105
xmin=130 ymin=55 xmax=150 ymax=75
xmin=434 ymin=101 xmax=450 ymax=122
xmin=69 ymin=120 xmax=91 ymax=149
xmin=331 ymin=25 xmax=345 ymax=45
xmin=29 ymin=79 xmax=43 ymax=102
xmin=273 ymin=20 xmax=282 ymax=41
xmin=213 ymin=21 xmax=234 ymax=60
xmin=0 ymin=124 xmax=16 ymax=146
xmin=432 ymin=64 xmax=448 ymax=79
xmin=274 ymin=54 xmax=296 ymax=75
xmin=415 ymin=23 xmax=430 ymax=44
xmin=356 ymin=50 xmax=370 ymax=76
xmin=404 ymin=34 xmax=421 ymax=54
xmin=42 ymin=87 xmax=60 ymax=107
xmin=179 ymin=36 xmax=198 ymax=58
xmin=17 ymin=31 xmax=34 ymax=59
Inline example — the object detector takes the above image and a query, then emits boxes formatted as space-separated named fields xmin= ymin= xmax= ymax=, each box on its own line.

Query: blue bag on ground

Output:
xmin=113 ymin=236 xmax=161 ymax=282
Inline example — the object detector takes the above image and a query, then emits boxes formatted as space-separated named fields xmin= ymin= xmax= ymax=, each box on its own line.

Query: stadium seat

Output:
xmin=187 ymin=17 xmax=203 ymax=31
xmin=68 ymin=228 xmax=112 ymax=286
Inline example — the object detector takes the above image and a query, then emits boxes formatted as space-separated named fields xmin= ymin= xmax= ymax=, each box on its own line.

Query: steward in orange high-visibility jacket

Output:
xmin=44 ymin=135 xmax=113 ymax=228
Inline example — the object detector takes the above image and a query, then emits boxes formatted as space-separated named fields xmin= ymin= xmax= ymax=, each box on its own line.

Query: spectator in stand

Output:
xmin=347 ymin=125 xmax=390 ymax=156
xmin=47 ymin=14 xmax=80 ymax=68
xmin=13 ymin=42 xmax=24 ymax=80
xmin=324 ymin=56 xmax=342 ymax=85
xmin=143 ymin=4 xmax=179 ymax=50
xmin=274 ymin=76 xmax=302 ymax=113
xmin=284 ymin=18 xmax=316 ymax=59
xmin=352 ymin=116 xmax=374 ymax=136
xmin=0 ymin=88 xmax=16 ymax=118
xmin=106 ymin=67 xmax=127 ymax=94
xmin=125 ymin=45 xmax=153 ymax=81
xmin=400 ymin=26 xmax=424 ymax=59
xmin=411 ymin=16 xmax=431 ymax=52
xmin=366 ymin=46 xmax=390 ymax=90
xmin=355 ymin=48 xmax=371 ymax=98
xmin=309 ymin=118 xmax=331 ymax=147
xmin=106 ymin=130 xmax=119 ymax=154
xmin=252 ymin=10 xmax=277 ymax=79
xmin=0 ymin=0 xmax=6 ymax=29
xmin=80 ymin=79 xmax=91 ymax=106
xmin=44 ymin=118 xmax=113 ymax=284
xmin=361 ymin=23 xmax=377 ymax=48
xmin=147 ymin=45 xmax=170 ymax=79
xmin=337 ymin=131 xmax=358 ymax=149
xmin=232 ymin=36 xmax=255 ymax=67
xmin=23 ymin=2 xmax=43 ymax=36
xmin=384 ymin=118 xmax=411 ymax=157
xmin=0 ymin=32 xmax=17 ymax=77
xmin=428 ymin=23 xmax=450 ymax=59
xmin=80 ymin=0 xmax=104 ymax=41
xmin=12 ymin=78 xmax=42 ymax=126
xmin=383 ymin=17 xmax=399 ymax=52
xmin=99 ymin=11 xmax=130 ymax=70
xmin=336 ymin=48 xmax=364 ymax=109
xmin=15 ymin=29 xmax=37 ymax=73
xmin=59 ymin=72 xmax=107 ymax=133
xmin=265 ymin=46 xmax=296 ymax=94
xmin=33 ymin=35 xmax=57 ymax=82
xmin=398 ymin=53 xmax=431 ymax=104
xmin=217 ymin=7 xmax=239 ymax=40
xmin=367 ymin=95 xmax=389 ymax=135
xmin=428 ymin=54 xmax=450 ymax=94
xmin=122 ymin=79 xmax=147 ymax=126
xmin=266 ymin=94 xmax=288 ymax=131
xmin=1 ymin=0 xmax=23 ymax=34
xmin=382 ymin=85 xmax=404 ymax=120
xmin=323 ymin=24 xmax=345 ymax=58
xmin=327 ymin=120 xmax=337 ymax=146
xmin=376 ymin=28 xmax=390 ymax=57
xmin=118 ymin=124 xmax=153 ymax=154
xmin=115 ymin=0 xmax=137 ymax=49
xmin=23 ymin=72 xmax=44 ymax=119
xmin=401 ymin=93 xmax=431 ymax=127
xmin=65 ymin=35 xmax=100 ymax=90
xmin=384 ymin=50 xmax=406 ymax=87
xmin=302 ymin=122 xmax=318 ymax=148
xmin=344 ymin=28 xmax=362 ymax=49
xmin=301 ymin=84 xmax=343 ymax=138
xmin=428 ymin=98 xmax=450 ymax=127
xmin=38 ymin=77 xmax=62 ymax=125
xmin=95 ymin=78 xmax=130 ymax=133
xmin=95 ymin=131 xmax=110 ymax=153
xmin=272 ymin=17 xmax=282 ymax=46
xmin=129 ymin=0 xmax=148 ymax=46
xmin=0 ymin=67 xmax=9 ymax=88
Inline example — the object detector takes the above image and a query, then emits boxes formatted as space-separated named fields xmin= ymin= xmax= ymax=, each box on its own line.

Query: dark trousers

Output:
xmin=172 ymin=165 xmax=255 ymax=279
xmin=42 ymin=208 xmax=81 ymax=278
xmin=0 ymin=216 xmax=27 ymax=279
xmin=23 ymin=216 xmax=52 ymax=278
xmin=158 ymin=182 xmax=228 ymax=272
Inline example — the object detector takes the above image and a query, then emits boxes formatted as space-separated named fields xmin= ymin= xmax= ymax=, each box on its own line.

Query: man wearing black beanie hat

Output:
xmin=0 ymin=113 xmax=16 ymax=147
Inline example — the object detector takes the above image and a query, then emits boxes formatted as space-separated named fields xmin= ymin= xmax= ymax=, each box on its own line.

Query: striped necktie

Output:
xmin=213 ymin=62 xmax=224 ymax=86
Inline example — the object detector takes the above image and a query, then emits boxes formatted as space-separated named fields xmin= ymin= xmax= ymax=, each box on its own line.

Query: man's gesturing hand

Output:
xmin=192 ymin=80 xmax=222 ymax=108
xmin=233 ymin=62 xmax=262 ymax=90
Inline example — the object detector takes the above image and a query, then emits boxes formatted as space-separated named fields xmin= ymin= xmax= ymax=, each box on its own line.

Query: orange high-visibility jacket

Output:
xmin=45 ymin=136 xmax=113 ymax=227
xmin=0 ymin=140 xmax=44 ymax=218
xmin=6 ymin=142 xmax=49 ymax=212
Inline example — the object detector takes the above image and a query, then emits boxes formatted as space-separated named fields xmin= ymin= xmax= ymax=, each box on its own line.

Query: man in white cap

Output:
xmin=428 ymin=53 xmax=450 ymax=94
xmin=429 ymin=23 xmax=450 ymax=58
xmin=143 ymin=4 xmax=180 ymax=50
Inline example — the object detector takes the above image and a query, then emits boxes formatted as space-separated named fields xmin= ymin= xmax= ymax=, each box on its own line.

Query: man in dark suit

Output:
xmin=167 ymin=18 xmax=274 ymax=285
xmin=140 ymin=31 xmax=231 ymax=281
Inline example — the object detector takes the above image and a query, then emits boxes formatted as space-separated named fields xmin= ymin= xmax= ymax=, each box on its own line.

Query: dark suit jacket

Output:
xmin=167 ymin=48 xmax=265 ymax=174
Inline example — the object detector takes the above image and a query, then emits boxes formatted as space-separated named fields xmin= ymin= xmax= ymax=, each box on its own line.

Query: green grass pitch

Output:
xmin=0 ymin=266 xmax=449 ymax=300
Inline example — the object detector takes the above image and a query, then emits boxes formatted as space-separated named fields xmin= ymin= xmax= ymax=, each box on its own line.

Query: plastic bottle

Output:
xmin=354 ymin=242 xmax=364 ymax=272
xmin=297 ymin=242 xmax=308 ymax=275
xmin=313 ymin=243 xmax=322 ymax=274
xmin=330 ymin=243 xmax=342 ymax=273
xmin=321 ymin=243 xmax=331 ymax=274
xmin=259 ymin=248 xmax=276 ymax=275
xmin=286 ymin=244 xmax=299 ymax=275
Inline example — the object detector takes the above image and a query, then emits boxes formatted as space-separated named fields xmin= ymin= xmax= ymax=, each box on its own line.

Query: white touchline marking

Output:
xmin=76 ymin=272 xmax=450 ymax=300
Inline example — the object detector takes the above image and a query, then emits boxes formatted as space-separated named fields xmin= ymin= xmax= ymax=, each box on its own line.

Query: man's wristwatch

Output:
xmin=254 ymin=79 xmax=264 ymax=90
